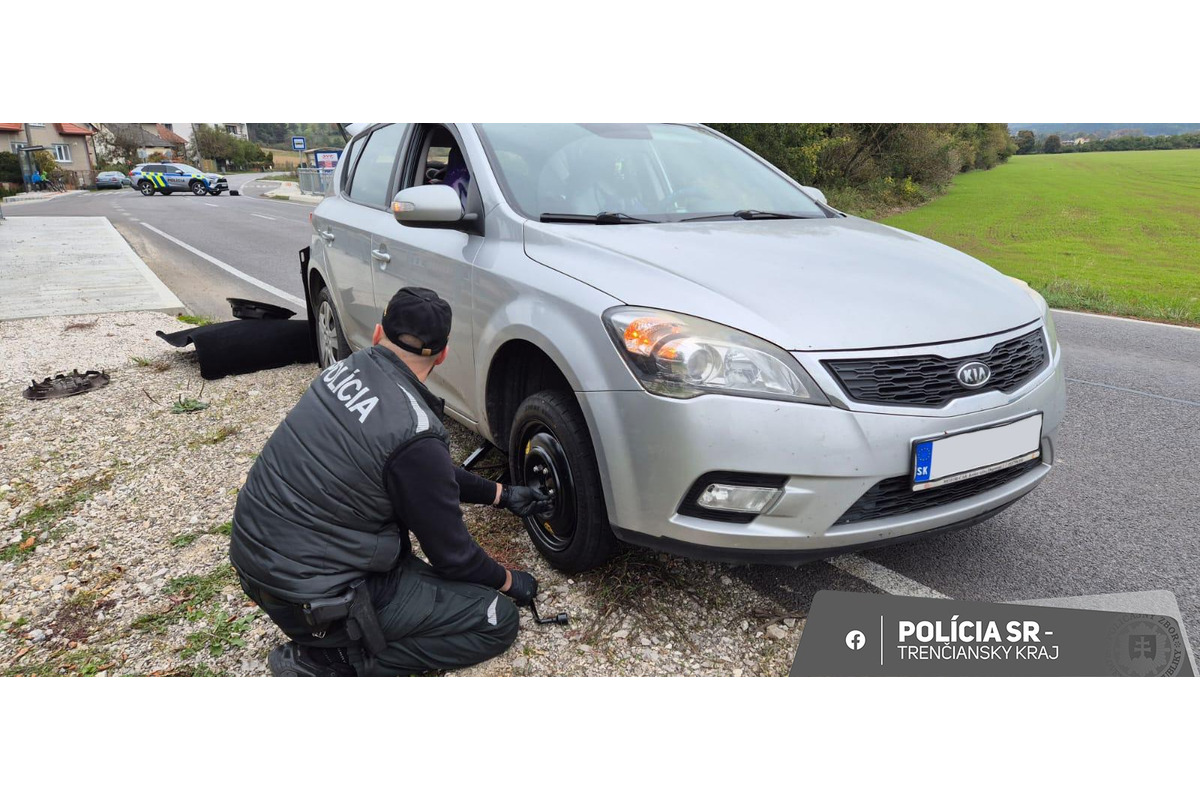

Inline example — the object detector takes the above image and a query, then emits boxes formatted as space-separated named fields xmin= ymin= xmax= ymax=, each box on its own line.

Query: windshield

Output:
xmin=476 ymin=124 xmax=828 ymax=222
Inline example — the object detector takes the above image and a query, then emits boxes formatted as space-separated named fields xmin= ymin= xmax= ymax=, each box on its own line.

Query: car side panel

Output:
xmin=470 ymin=210 xmax=641 ymax=433
xmin=314 ymin=196 xmax=379 ymax=351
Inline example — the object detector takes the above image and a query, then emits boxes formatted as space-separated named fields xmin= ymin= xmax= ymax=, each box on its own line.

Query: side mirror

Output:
xmin=392 ymin=185 xmax=465 ymax=227
xmin=802 ymin=185 xmax=828 ymax=205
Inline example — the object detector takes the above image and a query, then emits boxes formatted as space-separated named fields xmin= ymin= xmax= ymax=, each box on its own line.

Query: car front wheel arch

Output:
xmin=485 ymin=339 xmax=574 ymax=448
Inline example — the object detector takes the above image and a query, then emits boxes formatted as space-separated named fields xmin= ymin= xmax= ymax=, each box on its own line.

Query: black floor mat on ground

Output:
xmin=156 ymin=319 xmax=316 ymax=380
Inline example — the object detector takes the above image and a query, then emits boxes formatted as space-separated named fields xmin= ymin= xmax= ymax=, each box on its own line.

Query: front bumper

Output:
xmin=578 ymin=331 xmax=1065 ymax=559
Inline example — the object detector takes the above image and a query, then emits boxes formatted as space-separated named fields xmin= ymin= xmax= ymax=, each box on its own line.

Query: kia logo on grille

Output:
xmin=956 ymin=361 xmax=991 ymax=388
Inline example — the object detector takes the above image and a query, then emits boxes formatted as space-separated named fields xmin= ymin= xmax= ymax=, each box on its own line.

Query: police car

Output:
xmin=129 ymin=162 xmax=229 ymax=196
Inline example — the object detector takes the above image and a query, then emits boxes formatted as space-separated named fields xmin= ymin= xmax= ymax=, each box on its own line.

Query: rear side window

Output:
xmin=349 ymin=124 xmax=406 ymax=207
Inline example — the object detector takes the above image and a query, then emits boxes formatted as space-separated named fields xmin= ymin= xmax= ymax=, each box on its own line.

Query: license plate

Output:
xmin=911 ymin=414 xmax=1042 ymax=491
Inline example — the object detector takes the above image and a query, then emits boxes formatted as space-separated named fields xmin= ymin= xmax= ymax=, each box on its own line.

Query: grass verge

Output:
xmin=882 ymin=150 xmax=1200 ymax=327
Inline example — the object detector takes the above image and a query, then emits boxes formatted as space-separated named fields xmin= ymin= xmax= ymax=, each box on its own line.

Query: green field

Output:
xmin=882 ymin=150 xmax=1200 ymax=326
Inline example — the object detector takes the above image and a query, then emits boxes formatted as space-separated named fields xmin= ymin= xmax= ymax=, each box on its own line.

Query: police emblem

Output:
xmin=1109 ymin=616 xmax=1185 ymax=677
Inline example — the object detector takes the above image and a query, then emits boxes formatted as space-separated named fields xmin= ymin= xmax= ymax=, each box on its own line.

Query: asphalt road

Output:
xmin=9 ymin=189 xmax=1200 ymax=653
xmin=5 ymin=174 xmax=312 ymax=321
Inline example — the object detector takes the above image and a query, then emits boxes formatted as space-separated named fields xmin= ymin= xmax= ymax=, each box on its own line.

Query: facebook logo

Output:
xmin=845 ymin=630 xmax=866 ymax=650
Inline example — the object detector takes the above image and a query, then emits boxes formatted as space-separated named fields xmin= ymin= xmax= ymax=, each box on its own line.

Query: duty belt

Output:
xmin=252 ymin=578 xmax=387 ymax=666
xmin=300 ymin=580 xmax=388 ymax=659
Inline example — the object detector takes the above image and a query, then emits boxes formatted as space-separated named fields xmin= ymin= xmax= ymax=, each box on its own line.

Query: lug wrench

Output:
xmin=529 ymin=596 xmax=569 ymax=626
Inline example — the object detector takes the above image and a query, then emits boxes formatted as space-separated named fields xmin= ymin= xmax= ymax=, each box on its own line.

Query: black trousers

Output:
xmin=241 ymin=557 xmax=520 ymax=676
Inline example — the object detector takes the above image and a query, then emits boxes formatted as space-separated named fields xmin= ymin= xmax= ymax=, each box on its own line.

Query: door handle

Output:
xmin=371 ymin=249 xmax=391 ymax=264
xmin=318 ymin=229 xmax=335 ymax=242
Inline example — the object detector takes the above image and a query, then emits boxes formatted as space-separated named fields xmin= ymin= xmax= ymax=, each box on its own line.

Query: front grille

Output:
xmin=823 ymin=329 xmax=1047 ymax=407
xmin=834 ymin=458 xmax=1042 ymax=526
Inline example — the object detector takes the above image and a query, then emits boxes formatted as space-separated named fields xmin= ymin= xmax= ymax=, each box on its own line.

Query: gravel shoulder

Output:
xmin=0 ymin=312 xmax=803 ymax=677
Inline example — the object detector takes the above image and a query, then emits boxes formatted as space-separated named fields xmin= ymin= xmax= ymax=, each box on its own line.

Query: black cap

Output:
xmin=382 ymin=287 xmax=452 ymax=356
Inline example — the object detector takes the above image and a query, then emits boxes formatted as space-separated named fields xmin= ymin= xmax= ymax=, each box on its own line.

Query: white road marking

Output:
xmin=129 ymin=218 xmax=139 ymax=222
xmin=139 ymin=222 xmax=305 ymax=307
xmin=1052 ymin=307 xmax=1200 ymax=333
xmin=1066 ymin=378 xmax=1200 ymax=408
xmin=826 ymin=554 xmax=949 ymax=599
xmin=251 ymin=213 xmax=277 ymax=221
xmin=205 ymin=203 xmax=218 ymax=207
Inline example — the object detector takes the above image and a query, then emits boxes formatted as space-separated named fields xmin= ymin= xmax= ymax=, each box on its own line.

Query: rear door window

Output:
xmin=348 ymin=124 xmax=406 ymax=208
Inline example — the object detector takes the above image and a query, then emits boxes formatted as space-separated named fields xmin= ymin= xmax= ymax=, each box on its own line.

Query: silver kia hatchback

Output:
xmin=305 ymin=123 xmax=1066 ymax=573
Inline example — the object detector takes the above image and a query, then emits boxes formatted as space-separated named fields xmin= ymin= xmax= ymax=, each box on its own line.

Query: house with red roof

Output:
xmin=0 ymin=124 xmax=97 ymax=182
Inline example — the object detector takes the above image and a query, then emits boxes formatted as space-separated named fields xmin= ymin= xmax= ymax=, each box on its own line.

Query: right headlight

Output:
xmin=603 ymin=307 xmax=828 ymax=404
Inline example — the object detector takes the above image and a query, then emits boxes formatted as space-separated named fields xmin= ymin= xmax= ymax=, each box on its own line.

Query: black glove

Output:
xmin=499 ymin=485 xmax=553 ymax=517
xmin=504 ymin=569 xmax=539 ymax=607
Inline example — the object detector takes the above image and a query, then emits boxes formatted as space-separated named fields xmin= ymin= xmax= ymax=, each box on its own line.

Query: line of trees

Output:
xmin=709 ymin=123 xmax=1015 ymax=216
xmin=1014 ymin=129 xmax=1200 ymax=155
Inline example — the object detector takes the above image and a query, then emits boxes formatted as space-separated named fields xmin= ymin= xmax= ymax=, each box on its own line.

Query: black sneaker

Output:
xmin=267 ymin=642 xmax=355 ymax=677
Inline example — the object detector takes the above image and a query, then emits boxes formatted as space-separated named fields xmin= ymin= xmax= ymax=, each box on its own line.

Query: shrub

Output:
xmin=0 ymin=152 xmax=22 ymax=183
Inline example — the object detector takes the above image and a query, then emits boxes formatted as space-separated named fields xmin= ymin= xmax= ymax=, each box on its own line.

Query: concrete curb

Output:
xmin=2 ymin=190 xmax=89 ymax=205
xmin=263 ymin=191 xmax=323 ymax=205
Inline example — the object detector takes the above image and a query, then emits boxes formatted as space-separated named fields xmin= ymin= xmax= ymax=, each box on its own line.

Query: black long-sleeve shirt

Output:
xmin=383 ymin=436 xmax=507 ymax=588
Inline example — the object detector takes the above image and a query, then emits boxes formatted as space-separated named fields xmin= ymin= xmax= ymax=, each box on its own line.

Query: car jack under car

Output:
xmin=462 ymin=441 xmax=569 ymax=626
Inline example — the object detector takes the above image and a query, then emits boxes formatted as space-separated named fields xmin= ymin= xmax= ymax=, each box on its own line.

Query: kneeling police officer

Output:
xmin=230 ymin=287 xmax=551 ymax=676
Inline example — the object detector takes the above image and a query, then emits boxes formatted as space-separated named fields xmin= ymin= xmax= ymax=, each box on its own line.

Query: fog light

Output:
xmin=678 ymin=471 xmax=788 ymax=523
xmin=696 ymin=483 xmax=782 ymax=514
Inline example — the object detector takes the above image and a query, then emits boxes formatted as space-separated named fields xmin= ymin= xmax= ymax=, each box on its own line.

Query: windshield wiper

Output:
xmin=681 ymin=209 xmax=814 ymax=222
xmin=539 ymin=211 xmax=659 ymax=224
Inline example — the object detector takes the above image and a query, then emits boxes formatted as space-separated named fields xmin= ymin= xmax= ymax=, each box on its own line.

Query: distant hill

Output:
xmin=1010 ymin=123 xmax=1200 ymax=138
xmin=247 ymin=123 xmax=344 ymax=150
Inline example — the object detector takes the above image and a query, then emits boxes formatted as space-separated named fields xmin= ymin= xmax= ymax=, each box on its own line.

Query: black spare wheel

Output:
xmin=509 ymin=390 xmax=616 ymax=573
